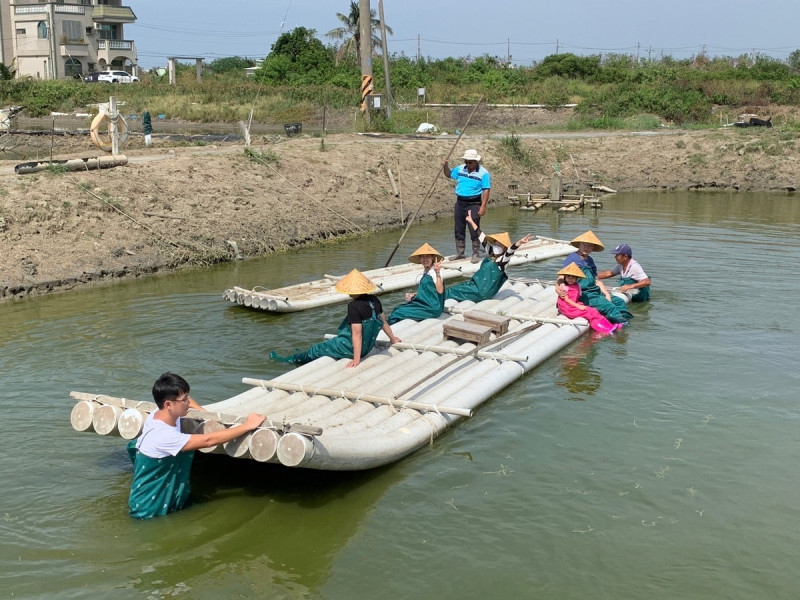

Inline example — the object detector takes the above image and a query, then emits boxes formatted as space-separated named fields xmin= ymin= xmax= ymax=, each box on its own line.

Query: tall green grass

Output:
xmin=3 ymin=51 xmax=800 ymax=126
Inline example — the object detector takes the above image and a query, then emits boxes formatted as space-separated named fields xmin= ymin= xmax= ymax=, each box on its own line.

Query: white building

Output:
xmin=0 ymin=0 xmax=138 ymax=80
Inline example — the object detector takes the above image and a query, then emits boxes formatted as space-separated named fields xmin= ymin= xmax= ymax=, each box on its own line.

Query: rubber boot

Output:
xmin=451 ymin=239 xmax=466 ymax=260
xmin=470 ymin=238 xmax=482 ymax=263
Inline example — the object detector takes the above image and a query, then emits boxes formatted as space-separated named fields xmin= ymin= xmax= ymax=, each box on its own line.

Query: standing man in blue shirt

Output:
xmin=442 ymin=148 xmax=491 ymax=262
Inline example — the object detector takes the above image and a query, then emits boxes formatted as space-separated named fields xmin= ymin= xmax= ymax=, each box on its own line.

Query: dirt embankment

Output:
xmin=1 ymin=106 xmax=797 ymax=302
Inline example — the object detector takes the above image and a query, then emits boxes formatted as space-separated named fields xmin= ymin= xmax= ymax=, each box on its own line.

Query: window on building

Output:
xmin=16 ymin=28 xmax=26 ymax=35
xmin=61 ymin=20 xmax=83 ymax=42
xmin=38 ymin=21 xmax=48 ymax=39
xmin=96 ymin=23 xmax=119 ymax=40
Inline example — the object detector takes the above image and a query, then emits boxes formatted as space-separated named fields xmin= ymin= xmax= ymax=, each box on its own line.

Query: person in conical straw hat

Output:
xmin=560 ymin=231 xmax=632 ymax=324
xmin=334 ymin=268 xmax=378 ymax=295
xmin=387 ymin=243 xmax=445 ymax=325
xmin=555 ymin=263 xmax=622 ymax=335
xmin=445 ymin=209 xmax=533 ymax=303
xmin=442 ymin=148 xmax=492 ymax=262
xmin=271 ymin=269 xmax=400 ymax=368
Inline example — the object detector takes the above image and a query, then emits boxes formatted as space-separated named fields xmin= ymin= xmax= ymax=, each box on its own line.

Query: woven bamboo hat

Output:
xmin=570 ymin=230 xmax=604 ymax=251
xmin=408 ymin=243 xmax=444 ymax=264
xmin=484 ymin=232 xmax=512 ymax=250
xmin=557 ymin=262 xmax=586 ymax=279
xmin=334 ymin=269 xmax=378 ymax=295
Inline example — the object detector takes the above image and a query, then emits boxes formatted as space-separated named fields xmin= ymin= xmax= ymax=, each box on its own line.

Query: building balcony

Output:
xmin=97 ymin=39 xmax=137 ymax=63
xmin=91 ymin=5 xmax=136 ymax=23
xmin=60 ymin=41 xmax=90 ymax=58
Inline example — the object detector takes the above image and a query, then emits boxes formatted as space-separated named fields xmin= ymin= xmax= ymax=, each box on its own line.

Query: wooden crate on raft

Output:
xmin=442 ymin=320 xmax=493 ymax=344
xmin=463 ymin=310 xmax=511 ymax=335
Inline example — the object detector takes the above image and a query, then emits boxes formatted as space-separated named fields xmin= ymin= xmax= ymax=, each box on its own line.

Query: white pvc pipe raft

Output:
xmin=69 ymin=277 xmax=630 ymax=471
xmin=222 ymin=236 xmax=574 ymax=313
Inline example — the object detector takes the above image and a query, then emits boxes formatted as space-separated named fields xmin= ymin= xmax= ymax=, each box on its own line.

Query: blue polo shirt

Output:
xmin=450 ymin=164 xmax=491 ymax=198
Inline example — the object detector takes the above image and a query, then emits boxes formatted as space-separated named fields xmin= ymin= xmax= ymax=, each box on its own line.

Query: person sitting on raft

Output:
xmin=560 ymin=230 xmax=632 ymax=324
xmin=597 ymin=243 xmax=651 ymax=302
xmin=270 ymin=269 xmax=401 ymax=368
xmin=556 ymin=262 xmax=623 ymax=335
xmin=388 ymin=243 xmax=445 ymax=325
xmin=445 ymin=209 xmax=532 ymax=303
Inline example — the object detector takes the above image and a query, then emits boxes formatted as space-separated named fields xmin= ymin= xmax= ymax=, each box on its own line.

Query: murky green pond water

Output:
xmin=1 ymin=192 xmax=798 ymax=599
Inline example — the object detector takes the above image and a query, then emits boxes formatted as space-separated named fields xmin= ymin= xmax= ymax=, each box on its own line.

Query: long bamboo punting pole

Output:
xmin=241 ymin=377 xmax=473 ymax=417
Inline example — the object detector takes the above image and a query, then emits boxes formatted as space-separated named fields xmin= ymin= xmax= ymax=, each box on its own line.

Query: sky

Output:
xmin=129 ymin=0 xmax=799 ymax=70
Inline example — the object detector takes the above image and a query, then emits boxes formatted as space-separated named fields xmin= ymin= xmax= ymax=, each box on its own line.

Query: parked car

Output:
xmin=83 ymin=72 xmax=104 ymax=82
xmin=96 ymin=70 xmax=138 ymax=84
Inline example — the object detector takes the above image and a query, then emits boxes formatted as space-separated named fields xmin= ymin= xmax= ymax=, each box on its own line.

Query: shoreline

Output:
xmin=1 ymin=126 xmax=797 ymax=302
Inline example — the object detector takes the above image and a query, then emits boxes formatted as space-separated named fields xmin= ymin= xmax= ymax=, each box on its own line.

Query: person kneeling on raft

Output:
xmin=388 ymin=243 xmax=445 ymax=325
xmin=445 ymin=209 xmax=532 ymax=303
xmin=270 ymin=269 xmax=401 ymax=368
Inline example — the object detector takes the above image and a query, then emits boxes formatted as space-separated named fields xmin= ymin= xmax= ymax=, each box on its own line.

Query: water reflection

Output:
xmin=556 ymin=334 xmax=604 ymax=396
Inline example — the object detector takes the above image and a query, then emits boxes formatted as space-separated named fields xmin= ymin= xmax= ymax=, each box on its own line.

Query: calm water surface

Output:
xmin=1 ymin=192 xmax=798 ymax=599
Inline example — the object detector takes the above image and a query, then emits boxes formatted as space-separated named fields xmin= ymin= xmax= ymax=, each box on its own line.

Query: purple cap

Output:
xmin=611 ymin=244 xmax=632 ymax=256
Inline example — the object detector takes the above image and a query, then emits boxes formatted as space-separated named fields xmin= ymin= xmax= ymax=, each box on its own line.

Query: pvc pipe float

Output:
xmin=92 ymin=404 xmax=123 ymax=436
xmin=277 ymin=432 xmax=314 ymax=467
xmin=248 ymin=427 xmax=281 ymax=462
xmin=70 ymin=400 xmax=96 ymax=432
xmin=118 ymin=407 xmax=146 ymax=439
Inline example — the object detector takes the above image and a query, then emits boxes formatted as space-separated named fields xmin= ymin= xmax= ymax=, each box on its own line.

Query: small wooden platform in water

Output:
xmin=69 ymin=281 xmax=633 ymax=471
xmin=222 ymin=236 xmax=574 ymax=313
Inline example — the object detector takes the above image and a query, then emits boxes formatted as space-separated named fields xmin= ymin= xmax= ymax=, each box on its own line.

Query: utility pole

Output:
xmin=358 ymin=0 xmax=373 ymax=127
xmin=378 ymin=0 xmax=392 ymax=120
xmin=417 ymin=34 xmax=421 ymax=62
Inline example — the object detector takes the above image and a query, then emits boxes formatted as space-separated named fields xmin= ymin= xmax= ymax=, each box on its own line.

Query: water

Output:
xmin=2 ymin=192 xmax=798 ymax=599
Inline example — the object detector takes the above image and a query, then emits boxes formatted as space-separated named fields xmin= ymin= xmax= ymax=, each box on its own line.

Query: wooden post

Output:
xmin=550 ymin=172 xmax=563 ymax=201
xmin=109 ymin=96 xmax=119 ymax=156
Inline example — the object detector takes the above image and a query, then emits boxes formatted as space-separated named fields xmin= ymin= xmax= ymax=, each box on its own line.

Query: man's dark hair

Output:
xmin=152 ymin=372 xmax=190 ymax=409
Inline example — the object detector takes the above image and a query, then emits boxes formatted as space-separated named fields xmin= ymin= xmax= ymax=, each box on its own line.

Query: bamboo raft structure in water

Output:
xmin=222 ymin=236 xmax=574 ymax=313
xmin=70 ymin=280 xmax=633 ymax=471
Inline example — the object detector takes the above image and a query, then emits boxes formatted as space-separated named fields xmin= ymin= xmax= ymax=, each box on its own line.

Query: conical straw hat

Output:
xmin=570 ymin=230 xmax=604 ymax=251
xmin=557 ymin=262 xmax=586 ymax=279
xmin=484 ymin=232 xmax=512 ymax=249
xmin=408 ymin=243 xmax=444 ymax=264
xmin=334 ymin=269 xmax=378 ymax=295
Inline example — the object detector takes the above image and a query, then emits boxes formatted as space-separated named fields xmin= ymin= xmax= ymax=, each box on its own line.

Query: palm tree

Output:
xmin=326 ymin=1 xmax=392 ymax=66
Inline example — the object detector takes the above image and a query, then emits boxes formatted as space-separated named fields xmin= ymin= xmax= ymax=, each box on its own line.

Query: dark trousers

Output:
xmin=454 ymin=200 xmax=482 ymax=242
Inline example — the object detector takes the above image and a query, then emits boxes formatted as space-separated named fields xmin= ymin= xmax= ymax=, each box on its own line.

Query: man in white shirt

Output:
xmin=597 ymin=244 xmax=651 ymax=302
xmin=128 ymin=372 xmax=265 ymax=519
